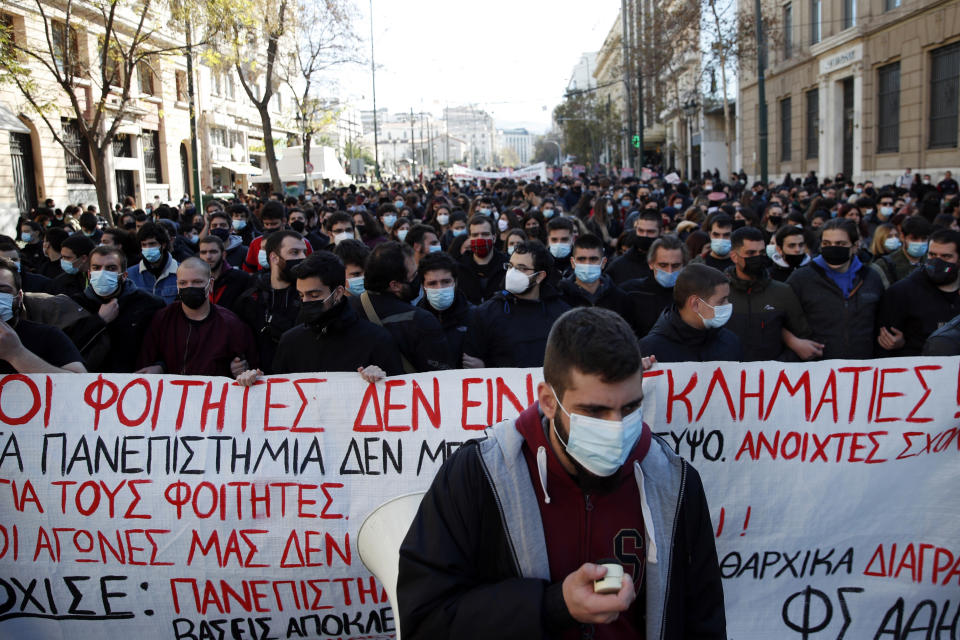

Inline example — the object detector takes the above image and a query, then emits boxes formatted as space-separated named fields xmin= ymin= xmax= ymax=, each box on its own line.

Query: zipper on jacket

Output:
xmin=476 ymin=447 xmax=523 ymax=577
xmin=659 ymin=461 xmax=687 ymax=640
xmin=582 ymin=493 xmax=593 ymax=565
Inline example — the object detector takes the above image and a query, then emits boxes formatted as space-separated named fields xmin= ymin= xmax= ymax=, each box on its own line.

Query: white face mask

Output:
xmin=697 ymin=298 xmax=733 ymax=329
xmin=504 ymin=267 xmax=537 ymax=295
xmin=334 ymin=231 xmax=354 ymax=245
xmin=550 ymin=386 xmax=644 ymax=477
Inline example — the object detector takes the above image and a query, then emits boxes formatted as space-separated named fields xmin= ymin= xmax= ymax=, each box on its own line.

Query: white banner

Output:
xmin=0 ymin=360 xmax=958 ymax=639
xmin=449 ymin=162 xmax=548 ymax=181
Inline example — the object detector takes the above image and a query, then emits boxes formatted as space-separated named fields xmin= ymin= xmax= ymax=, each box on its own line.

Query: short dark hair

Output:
xmin=61 ymin=234 xmax=96 ymax=257
xmin=511 ymin=240 xmax=553 ymax=275
xmin=227 ymin=203 xmax=251 ymax=217
xmin=572 ymin=233 xmax=605 ymax=254
xmin=405 ymin=224 xmax=437 ymax=248
xmin=705 ymin=213 xmax=733 ymax=234
xmin=467 ymin=215 xmax=495 ymax=235
xmin=260 ymin=200 xmax=287 ymax=222
xmin=137 ymin=222 xmax=170 ymax=246
xmin=292 ymin=250 xmax=345 ymax=289
xmin=674 ymin=264 xmax=729 ymax=307
xmin=208 ymin=210 xmax=231 ymax=226
xmin=902 ymin=215 xmax=933 ymax=239
xmin=636 ymin=210 xmax=663 ymax=230
xmin=730 ymin=226 xmax=765 ymax=251
xmin=418 ymin=251 xmax=458 ymax=280
xmin=324 ymin=212 xmax=353 ymax=231
xmin=0 ymin=257 xmax=21 ymax=292
xmin=364 ymin=241 xmax=413 ymax=292
xmin=198 ymin=235 xmax=225 ymax=251
xmin=647 ymin=235 xmax=689 ymax=264
xmin=547 ymin=216 xmax=575 ymax=233
xmin=929 ymin=228 xmax=960 ymax=254
xmin=543 ymin=307 xmax=642 ymax=401
xmin=45 ymin=227 xmax=70 ymax=252
xmin=264 ymin=230 xmax=303 ymax=259
xmin=79 ymin=212 xmax=98 ymax=230
xmin=90 ymin=244 xmax=128 ymax=271
xmin=332 ymin=238 xmax=369 ymax=269
xmin=775 ymin=225 xmax=805 ymax=248
xmin=820 ymin=218 xmax=859 ymax=244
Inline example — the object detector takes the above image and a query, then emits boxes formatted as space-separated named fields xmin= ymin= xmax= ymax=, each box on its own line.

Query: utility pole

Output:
xmin=755 ymin=0 xmax=768 ymax=186
xmin=184 ymin=19 xmax=202 ymax=206
xmin=620 ymin=0 xmax=635 ymax=172
xmin=637 ymin=66 xmax=644 ymax=171
xmin=369 ymin=0 xmax=381 ymax=182
xmin=410 ymin=108 xmax=416 ymax=181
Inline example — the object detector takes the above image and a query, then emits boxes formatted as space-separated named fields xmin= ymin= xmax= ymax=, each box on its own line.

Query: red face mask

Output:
xmin=470 ymin=237 xmax=494 ymax=258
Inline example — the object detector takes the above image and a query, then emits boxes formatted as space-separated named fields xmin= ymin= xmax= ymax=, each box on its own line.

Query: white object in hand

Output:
xmin=593 ymin=563 xmax=624 ymax=594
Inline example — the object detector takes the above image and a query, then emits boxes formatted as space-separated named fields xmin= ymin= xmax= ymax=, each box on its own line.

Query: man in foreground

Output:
xmin=398 ymin=307 xmax=725 ymax=639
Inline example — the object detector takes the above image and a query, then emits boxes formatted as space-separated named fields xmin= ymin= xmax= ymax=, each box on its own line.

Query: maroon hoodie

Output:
xmin=516 ymin=402 xmax=653 ymax=640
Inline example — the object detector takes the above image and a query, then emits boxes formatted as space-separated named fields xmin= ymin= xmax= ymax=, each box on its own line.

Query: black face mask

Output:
xmin=925 ymin=258 xmax=959 ymax=286
xmin=731 ymin=219 xmax=746 ymax=230
xmin=820 ymin=245 xmax=851 ymax=266
xmin=210 ymin=228 xmax=230 ymax=242
xmin=742 ymin=254 xmax=772 ymax=277
xmin=784 ymin=253 xmax=806 ymax=268
xmin=178 ymin=286 xmax=207 ymax=310
xmin=635 ymin=236 xmax=655 ymax=252
xmin=281 ymin=258 xmax=304 ymax=283
xmin=768 ymin=215 xmax=784 ymax=227
xmin=290 ymin=220 xmax=306 ymax=233
xmin=400 ymin=274 xmax=421 ymax=302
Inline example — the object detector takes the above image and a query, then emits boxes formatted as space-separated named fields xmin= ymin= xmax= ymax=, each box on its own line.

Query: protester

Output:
xmin=691 ymin=213 xmax=734 ymax=271
xmin=787 ymin=219 xmax=884 ymax=359
xmin=416 ymin=251 xmax=474 ymax=369
xmin=621 ymin=235 xmax=688 ymax=337
xmin=457 ymin=215 xmax=509 ymax=304
xmin=136 ymin=257 xmax=259 ymax=379
xmin=871 ymin=215 xmax=932 ymax=287
xmin=53 ymin=234 xmax=96 ymax=299
xmin=462 ymin=241 xmax=570 ymax=368
xmin=350 ymin=241 xmax=449 ymax=372
xmin=398 ymin=307 xmax=725 ymax=638
xmin=557 ymin=234 xmax=626 ymax=314
xmin=606 ymin=211 xmax=661 ymax=283
xmin=198 ymin=235 xmax=252 ymax=311
xmin=272 ymin=251 xmax=403 ymax=379
xmin=79 ymin=245 xmax=166 ymax=372
xmin=769 ymin=225 xmax=810 ymax=282
xmin=207 ymin=210 xmax=248 ymax=267
xmin=639 ymin=263 xmax=742 ymax=362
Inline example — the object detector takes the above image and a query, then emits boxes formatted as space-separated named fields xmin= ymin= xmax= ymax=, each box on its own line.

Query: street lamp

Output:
xmin=682 ymin=99 xmax=698 ymax=181
xmin=544 ymin=140 xmax=562 ymax=167
xmin=295 ymin=110 xmax=308 ymax=196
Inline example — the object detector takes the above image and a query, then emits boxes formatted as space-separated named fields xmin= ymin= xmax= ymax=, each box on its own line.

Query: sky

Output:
xmin=330 ymin=0 xmax=622 ymax=135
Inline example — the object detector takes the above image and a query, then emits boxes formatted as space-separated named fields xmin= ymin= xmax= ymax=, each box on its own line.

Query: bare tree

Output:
xmin=0 ymin=0 xmax=228 ymax=216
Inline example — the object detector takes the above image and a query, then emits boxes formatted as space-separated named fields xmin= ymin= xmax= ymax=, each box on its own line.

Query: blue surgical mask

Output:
xmin=21 ymin=232 xmax=33 ymax=243
xmin=907 ymin=241 xmax=928 ymax=258
xmin=0 ymin=292 xmax=15 ymax=322
xmin=89 ymin=269 xmax=120 ymax=297
xmin=549 ymin=242 xmax=571 ymax=259
xmin=425 ymin=285 xmax=455 ymax=311
xmin=394 ymin=200 xmax=404 ymax=210
xmin=543 ymin=208 xmax=555 ymax=219
xmin=60 ymin=258 xmax=79 ymax=275
xmin=698 ymin=298 xmax=733 ymax=329
xmin=232 ymin=219 xmax=247 ymax=231
xmin=574 ymin=263 xmax=602 ymax=283
xmin=766 ymin=244 xmax=778 ymax=260
xmin=883 ymin=237 xmax=902 ymax=252
xmin=258 ymin=248 xmax=269 ymax=269
xmin=382 ymin=214 xmax=397 ymax=229
xmin=478 ymin=208 xmax=491 ymax=216
xmin=654 ymin=269 xmax=679 ymax=288
xmin=142 ymin=246 xmax=162 ymax=263
xmin=551 ymin=386 xmax=644 ymax=477
xmin=621 ymin=199 xmax=631 ymax=208
xmin=452 ymin=228 xmax=467 ymax=237
xmin=397 ymin=229 xmax=408 ymax=242
xmin=606 ymin=205 xmax=614 ymax=215
xmin=347 ymin=275 xmax=365 ymax=296
xmin=428 ymin=244 xmax=442 ymax=253
xmin=710 ymin=238 xmax=732 ymax=256
xmin=879 ymin=206 xmax=894 ymax=218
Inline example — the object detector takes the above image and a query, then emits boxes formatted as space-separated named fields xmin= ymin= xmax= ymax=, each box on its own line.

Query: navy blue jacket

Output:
xmin=639 ymin=307 xmax=742 ymax=363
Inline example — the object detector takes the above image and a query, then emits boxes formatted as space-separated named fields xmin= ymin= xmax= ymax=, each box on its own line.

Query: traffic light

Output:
xmin=631 ymin=135 xmax=640 ymax=148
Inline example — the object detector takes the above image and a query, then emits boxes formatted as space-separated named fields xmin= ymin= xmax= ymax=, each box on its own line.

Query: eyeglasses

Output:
xmin=505 ymin=263 xmax=536 ymax=274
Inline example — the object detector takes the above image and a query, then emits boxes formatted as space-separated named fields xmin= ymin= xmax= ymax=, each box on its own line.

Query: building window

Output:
xmin=175 ymin=70 xmax=188 ymax=102
xmin=810 ymin=0 xmax=821 ymax=44
xmin=783 ymin=4 xmax=793 ymax=59
xmin=930 ymin=43 xmax=959 ymax=149
xmin=780 ymin=97 xmax=792 ymax=161
xmin=884 ymin=0 xmax=901 ymax=10
xmin=1 ymin=13 xmax=15 ymax=57
xmin=843 ymin=0 xmax=856 ymax=29
xmin=213 ymin=72 xmax=222 ymax=96
xmin=143 ymin=130 xmax=162 ymax=183
xmin=62 ymin=118 xmax=91 ymax=183
xmin=224 ymin=72 xmax=235 ymax=100
xmin=877 ymin=62 xmax=900 ymax=152
xmin=113 ymin=133 xmax=132 ymax=158
xmin=210 ymin=127 xmax=225 ymax=147
xmin=138 ymin=60 xmax=155 ymax=96
xmin=51 ymin=20 xmax=80 ymax=76
xmin=806 ymin=89 xmax=819 ymax=158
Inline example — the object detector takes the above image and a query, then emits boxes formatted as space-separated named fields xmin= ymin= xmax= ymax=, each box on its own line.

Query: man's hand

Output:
xmin=358 ymin=365 xmax=385 ymax=384
xmin=0 ymin=321 xmax=26 ymax=362
xmin=230 ymin=356 xmax=249 ymax=378
xmin=98 ymin=299 xmax=120 ymax=324
xmin=561 ymin=563 xmax=635 ymax=625
xmin=136 ymin=364 xmax=164 ymax=374
xmin=235 ymin=369 xmax=262 ymax=387
xmin=791 ymin=338 xmax=825 ymax=360
xmin=878 ymin=326 xmax=906 ymax=351
xmin=462 ymin=353 xmax=485 ymax=369
xmin=641 ymin=355 xmax=657 ymax=371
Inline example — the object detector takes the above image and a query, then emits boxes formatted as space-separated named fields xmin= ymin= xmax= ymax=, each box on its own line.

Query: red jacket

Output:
xmin=516 ymin=402 xmax=652 ymax=640
xmin=137 ymin=302 xmax=259 ymax=376
xmin=242 ymin=235 xmax=314 ymax=273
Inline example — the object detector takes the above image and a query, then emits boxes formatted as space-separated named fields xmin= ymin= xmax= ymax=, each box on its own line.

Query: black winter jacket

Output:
xmin=349 ymin=291 xmax=450 ymax=372
xmin=877 ymin=268 xmax=960 ymax=356
xmin=272 ymin=299 xmax=403 ymax=375
xmin=557 ymin=274 xmax=627 ymax=315
xmin=416 ymin=290 xmax=474 ymax=369
xmin=457 ymin=250 xmax=509 ymax=305
xmin=463 ymin=286 xmax=570 ymax=368
xmin=606 ymin=247 xmax=651 ymax=284
xmin=234 ymin=274 xmax=302 ymax=373
xmin=621 ymin=275 xmax=674 ymax=338
xmin=786 ymin=261 xmax=883 ymax=360
xmin=78 ymin=280 xmax=166 ymax=372
xmin=922 ymin=314 xmax=960 ymax=356
xmin=639 ymin=307 xmax=742 ymax=363
xmin=725 ymin=267 xmax=810 ymax=361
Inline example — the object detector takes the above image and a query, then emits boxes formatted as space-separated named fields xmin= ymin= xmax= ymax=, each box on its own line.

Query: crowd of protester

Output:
xmin=4 ymin=166 xmax=959 ymax=380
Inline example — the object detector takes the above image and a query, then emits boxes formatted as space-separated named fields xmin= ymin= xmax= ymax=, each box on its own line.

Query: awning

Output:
xmin=0 ymin=103 xmax=30 ymax=134
xmin=213 ymin=161 xmax=262 ymax=176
